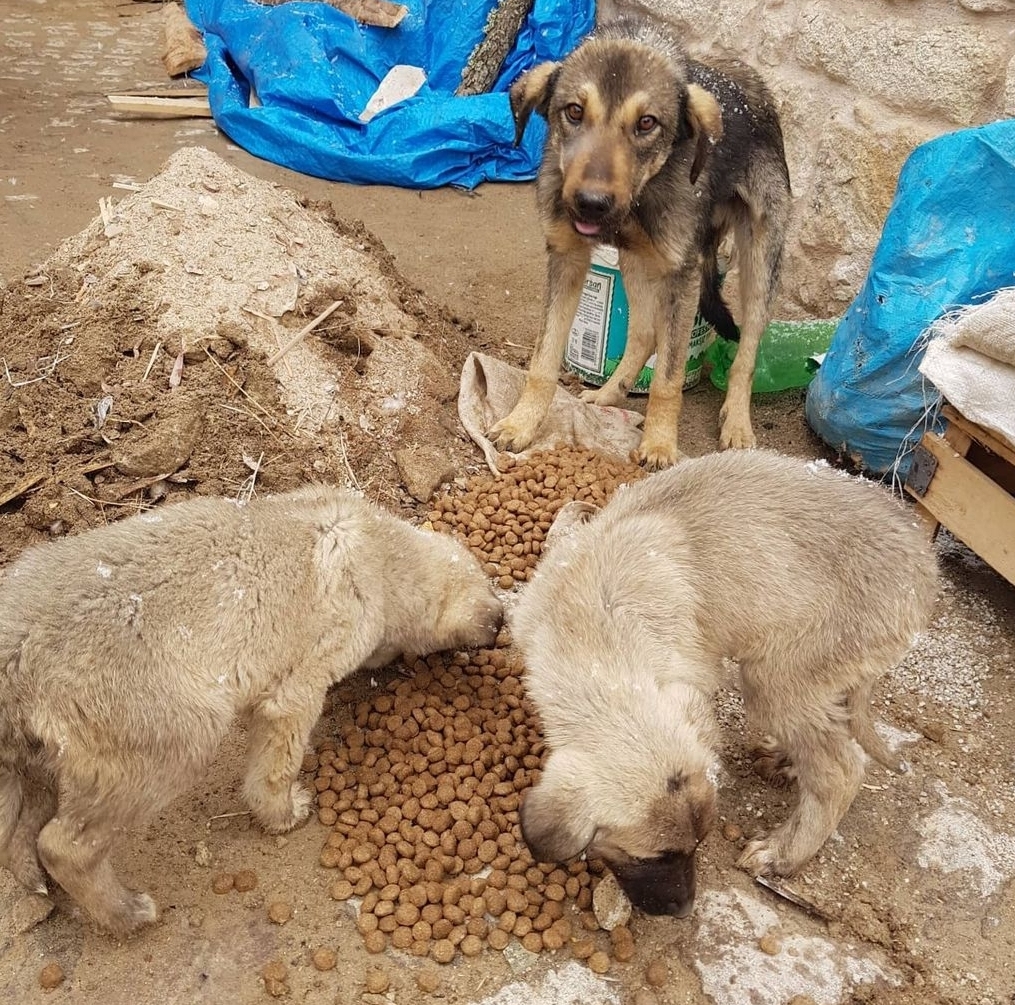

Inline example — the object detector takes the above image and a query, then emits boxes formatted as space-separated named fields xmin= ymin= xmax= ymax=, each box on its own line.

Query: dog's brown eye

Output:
xmin=636 ymin=114 xmax=659 ymax=134
xmin=564 ymin=103 xmax=584 ymax=125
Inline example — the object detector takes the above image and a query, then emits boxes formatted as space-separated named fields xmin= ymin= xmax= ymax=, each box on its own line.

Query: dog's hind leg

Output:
xmin=37 ymin=811 xmax=157 ymax=936
xmin=489 ymin=245 xmax=590 ymax=452
xmin=718 ymin=200 xmax=787 ymax=451
xmin=847 ymin=679 xmax=909 ymax=774
xmin=0 ymin=770 xmax=54 ymax=893
xmin=737 ymin=668 xmax=865 ymax=876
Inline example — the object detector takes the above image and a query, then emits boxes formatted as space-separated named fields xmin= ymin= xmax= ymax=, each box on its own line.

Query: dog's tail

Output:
xmin=698 ymin=254 xmax=740 ymax=343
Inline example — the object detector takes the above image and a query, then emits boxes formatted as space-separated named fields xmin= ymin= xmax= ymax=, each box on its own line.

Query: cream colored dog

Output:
xmin=511 ymin=450 xmax=938 ymax=917
xmin=0 ymin=486 xmax=502 ymax=936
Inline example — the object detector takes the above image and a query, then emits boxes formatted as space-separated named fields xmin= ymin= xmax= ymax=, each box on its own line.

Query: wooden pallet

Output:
xmin=904 ymin=404 xmax=1015 ymax=586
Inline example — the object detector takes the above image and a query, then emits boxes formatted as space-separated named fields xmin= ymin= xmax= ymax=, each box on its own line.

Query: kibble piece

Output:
xmin=364 ymin=929 xmax=387 ymax=953
xmin=487 ymin=928 xmax=510 ymax=950
xmin=234 ymin=869 xmax=258 ymax=892
xmin=759 ymin=933 xmax=782 ymax=955
xmin=267 ymin=901 xmax=292 ymax=925
xmin=395 ymin=901 xmax=421 ymax=926
xmin=645 ymin=960 xmax=668 ymax=987
xmin=261 ymin=961 xmax=288 ymax=998
xmin=38 ymin=963 xmax=64 ymax=990
xmin=365 ymin=968 xmax=390 ymax=994
xmin=330 ymin=879 xmax=354 ymax=901
xmin=460 ymin=934 xmax=484 ymax=957
xmin=211 ymin=872 xmax=234 ymax=894
xmin=588 ymin=951 xmax=611 ymax=974
xmin=417 ymin=968 xmax=441 ymax=993
xmin=311 ymin=947 xmax=337 ymax=971
xmin=542 ymin=928 xmax=565 ymax=951
xmin=521 ymin=931 xmax=544 ymax=954
xmin=431 ymin=938 xmax=456 ymax=964
xmin=611 ymin=936 xmax=635 ymax=962
xmin=722 ymin=821 xmax=743 ymax=842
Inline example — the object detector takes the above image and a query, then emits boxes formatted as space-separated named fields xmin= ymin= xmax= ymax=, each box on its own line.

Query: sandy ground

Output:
xmin=2 ymin=3 xmax=1014 ymax=1005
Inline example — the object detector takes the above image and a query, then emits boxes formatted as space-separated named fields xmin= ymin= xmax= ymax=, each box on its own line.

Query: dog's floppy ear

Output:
xmin=543 ymin=500 xmax=598 ymax=554
xmin=509 ymin=61 xmax=561 ymax=146
xmin=520 ymin=749 xmax=596 ymax=862
xmin=684 ymin=83 xmax=723 ymax=185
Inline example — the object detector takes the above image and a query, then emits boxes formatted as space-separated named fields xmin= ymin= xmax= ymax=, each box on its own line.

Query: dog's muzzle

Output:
xmin=609 ymin=850 xmax=697 ymax=918
xmin=570 ymin=189 xmax=615 ymax=237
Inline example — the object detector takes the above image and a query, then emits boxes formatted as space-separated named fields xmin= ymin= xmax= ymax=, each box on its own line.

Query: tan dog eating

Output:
xmin=0 ymin=486 xmax=502 ymax=935
xmin=511 ymin=451 xmax=938 ymax=916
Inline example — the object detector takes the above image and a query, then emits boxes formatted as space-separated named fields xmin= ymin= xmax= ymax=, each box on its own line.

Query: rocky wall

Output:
xmin=608 ymin=0 xmax=1015 ymax=318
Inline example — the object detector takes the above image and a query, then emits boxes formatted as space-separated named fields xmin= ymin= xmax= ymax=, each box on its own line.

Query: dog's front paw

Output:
xmin=580 ymin=385 xmax=626 ymax=408
xmin=737 ymin=838 xmax=782 ymax=877
xmin=252 ymin=782 xmax=313 ymax=835
xmin=718 ymin=405 xmax=757 ymax=451
xmin=488 ymin=412 xmax=537 ymax=453
xmin=635 ymin=436 xmax=684 ymax=471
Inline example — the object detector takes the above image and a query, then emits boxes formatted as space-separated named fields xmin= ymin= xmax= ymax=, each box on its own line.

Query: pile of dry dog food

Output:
xmin=311 ymin=448 xmax=648 ymax=969
xmin=426 ymin=448 xmax=646 ymax=588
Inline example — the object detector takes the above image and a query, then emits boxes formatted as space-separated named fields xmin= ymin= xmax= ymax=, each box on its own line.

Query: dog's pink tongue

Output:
xmin=574 ymin=220 xmax=601 ymax=237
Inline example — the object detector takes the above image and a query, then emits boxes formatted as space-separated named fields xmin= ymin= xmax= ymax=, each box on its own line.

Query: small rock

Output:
xmin=393 ymin=446 xmax=456 ymax=503
xmin=592 ymin=872 xmax=632 ymax=931
xmin=633 ymin=992 xmax=659 ymax=1005
xmin=502 ymin=940 xmax=539 ymax=974
xmin=194 ymin=841 xmax=212 ymax=867
xmin=112 ymin=407 xmax=203 ymax=478
xmin=920 ymin=721 xmax=947 ymax=743
xmin=4 ymin=892 xmax=54 ymax=939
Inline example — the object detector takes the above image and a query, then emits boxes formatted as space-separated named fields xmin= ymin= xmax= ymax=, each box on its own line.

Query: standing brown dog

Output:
xmin=511 ymin=451 xmax=938 ymax=917
xmin=0 ymin=486 xmax=502 ymax=935
xmin=489 ymin=16 xmax=791 ymax=468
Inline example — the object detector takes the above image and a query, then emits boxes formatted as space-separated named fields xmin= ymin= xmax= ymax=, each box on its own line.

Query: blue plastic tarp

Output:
xmin=183 ymin=0 xmax=594 ymax=188
xmin=805 ymin=119 xmax=1015 ymax=478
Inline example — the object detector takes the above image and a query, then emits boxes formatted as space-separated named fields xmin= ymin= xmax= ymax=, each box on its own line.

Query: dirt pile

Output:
xmin=0 ymin=147 xmax=483 ymax=563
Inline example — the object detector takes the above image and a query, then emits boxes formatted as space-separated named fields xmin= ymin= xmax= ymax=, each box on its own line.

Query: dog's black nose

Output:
xmin=573 ymin=190 xmax=613 ymax=220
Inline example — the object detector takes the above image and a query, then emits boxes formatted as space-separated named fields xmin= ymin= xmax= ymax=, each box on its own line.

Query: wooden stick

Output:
xmin=266 ymin=301 xmax=344 ymax=367
xmin=106 ymin=94 xmax=213 ymax=118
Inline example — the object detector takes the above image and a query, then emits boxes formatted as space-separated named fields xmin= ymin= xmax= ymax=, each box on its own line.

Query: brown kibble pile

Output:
xmin=310 ymin=449 xmax=651 ymax=969
xmin=311 ymin=633 xmax=606 ymax=966
xmin=427 ymin=448 xmax=645 ymax=590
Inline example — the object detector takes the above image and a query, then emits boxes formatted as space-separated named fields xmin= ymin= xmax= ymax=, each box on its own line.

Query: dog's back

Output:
xmin=521 ymin=450 xmax=938 ymax=679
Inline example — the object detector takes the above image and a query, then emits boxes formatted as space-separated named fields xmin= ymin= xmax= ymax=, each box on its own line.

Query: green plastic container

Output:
xmin=706 ymin=318 xmax=839 ymax=394
xmin=563 ymin=245 xmax=710 ymax=394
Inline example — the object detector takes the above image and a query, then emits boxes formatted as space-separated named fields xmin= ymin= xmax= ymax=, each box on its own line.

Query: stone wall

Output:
xmin=607 ymin=0 xmax=1015 ymax=318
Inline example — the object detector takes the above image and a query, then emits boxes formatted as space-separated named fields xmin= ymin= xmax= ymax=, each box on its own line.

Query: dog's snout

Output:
xmin=573 ymin=189 xmax=614 ymax=220
xmin=610 ymin=849 xmax=697 ymax=919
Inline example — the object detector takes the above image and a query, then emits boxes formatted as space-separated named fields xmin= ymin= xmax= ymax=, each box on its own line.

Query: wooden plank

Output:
xmin=107 ymin=94 xmax=213 ymax=118
xmin=942 ymin=403 xmax=1015 ymax=468
xmin=905 ymin=431 xmax=1015 ymax=587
